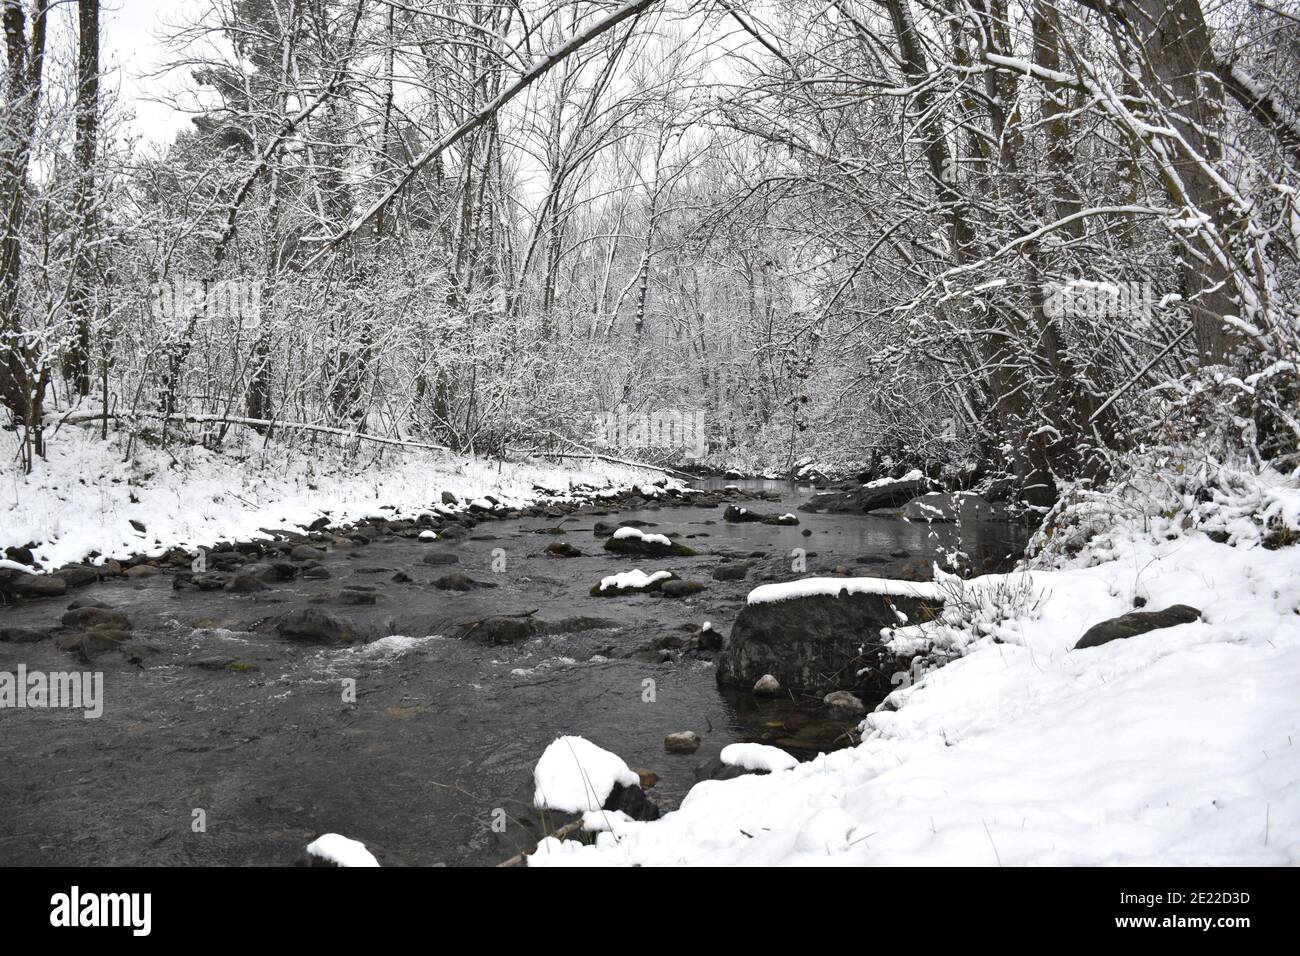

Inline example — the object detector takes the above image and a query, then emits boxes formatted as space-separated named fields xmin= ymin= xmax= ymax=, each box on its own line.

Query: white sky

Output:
xmin=93 ymin=0 xmax=753 ymax=148
xmin=102 ymin=0 xmax=194 ymax=143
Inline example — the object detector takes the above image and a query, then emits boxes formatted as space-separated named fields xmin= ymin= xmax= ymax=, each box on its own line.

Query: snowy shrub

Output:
xmin=1029 ymin=448 xmax=1300 ymax=567
xmin=874 ymin=564 xmax=1045 ymax=698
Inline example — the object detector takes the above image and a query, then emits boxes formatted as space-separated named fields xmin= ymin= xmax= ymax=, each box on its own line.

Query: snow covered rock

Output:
xmin=603 ymin=526 xmax=696 ymax=557
xmin=720 ymin=743 xmax=799 ymax=774
xmin=299 ymin=833 xmax=382 ymax=867
xmin=718 ymin=581 xmax=943 ymax=697
xmin=533 ymin=736 xmax=658 ymax=820
xmin=1074 ymin=604 xmax=1200 ymax=650
xmin=591 ymin=568 xmax=676 ymax=596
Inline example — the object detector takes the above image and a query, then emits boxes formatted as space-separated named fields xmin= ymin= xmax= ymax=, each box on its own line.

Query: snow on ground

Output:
xmin=530 ymin=464 xmax=1300 ymax=866
xmin=0 ymin=426 xmax=672 ymax=571
xmin=304 ymin=833 xmax=380 ymax=867
xmin=533 ymin=735 xmax=641 ymax=814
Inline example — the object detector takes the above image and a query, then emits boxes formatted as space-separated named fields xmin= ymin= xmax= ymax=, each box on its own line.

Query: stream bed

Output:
xmin=0 ymin=480 xmax=1026 ymax=866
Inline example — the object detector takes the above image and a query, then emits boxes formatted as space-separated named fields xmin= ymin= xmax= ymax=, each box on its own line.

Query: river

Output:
xmin=0 ymin=479 xmax=1026 ymax=865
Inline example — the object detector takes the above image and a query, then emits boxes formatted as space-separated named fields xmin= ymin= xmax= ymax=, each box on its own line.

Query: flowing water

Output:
xmin=0 ymin=480 xmax=1026 ymax=866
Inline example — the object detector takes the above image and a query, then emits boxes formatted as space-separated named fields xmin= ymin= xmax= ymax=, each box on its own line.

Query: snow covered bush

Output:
xmin=1029 ymin=448 xmax=1300 ymax=568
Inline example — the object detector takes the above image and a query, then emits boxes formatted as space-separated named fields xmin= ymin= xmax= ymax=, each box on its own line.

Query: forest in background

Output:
xmin=1 ymin=0 xmax=1298 ymax=510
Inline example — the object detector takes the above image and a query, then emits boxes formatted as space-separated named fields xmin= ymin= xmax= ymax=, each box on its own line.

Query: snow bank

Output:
xmin=747 ymin=577 xmax=945 ymax=605
xmin=533 ymin=736 xmax=640 ymax=814
xmin=304 ymin=833 xmax=380 ymax=867
xmin=531 ymin=470 xmax=1300 ymax=866
xmin=0 ymin=427 xmax=672 ymax=571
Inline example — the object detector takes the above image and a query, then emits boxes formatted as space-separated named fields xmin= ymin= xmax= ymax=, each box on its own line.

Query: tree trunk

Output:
xmin=1115 ymin=0 xmax=1240 ymax=365
xmin=64 ymin=0 xmax=99 ymax=398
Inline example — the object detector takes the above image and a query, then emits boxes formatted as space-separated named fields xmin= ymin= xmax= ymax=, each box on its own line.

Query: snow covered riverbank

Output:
xmin=0 ymin=427 xmax=674 ymax=572
xmin=529 ymin=458 xmax=1300 ymax=866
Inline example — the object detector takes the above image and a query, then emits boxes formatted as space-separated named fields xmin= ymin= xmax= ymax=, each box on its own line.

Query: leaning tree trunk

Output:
xmin=65 ymin=0 xmax=99 ymax=398
xmin=0 ymin=0 xmax=49 ymax=467
xmin=1113 ymin=0 xmax=1241 ymax=365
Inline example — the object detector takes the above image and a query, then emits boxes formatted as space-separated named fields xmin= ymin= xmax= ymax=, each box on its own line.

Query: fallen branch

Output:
xmin=496 ymin=817 xmax=586 ymax=868
xmin=54 ymin=410 xmax=453 ymax=453
xmin=53 ymin=410 xmax=694 ymax=477
xmin=302 ymin=0 xmax=658 ymax=269
xmin=508 ymin=445 xmax=693 ymax=479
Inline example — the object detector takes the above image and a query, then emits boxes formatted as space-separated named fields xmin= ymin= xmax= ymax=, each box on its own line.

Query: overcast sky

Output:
xmin=102 ymin=0 xmax=193 ymax=144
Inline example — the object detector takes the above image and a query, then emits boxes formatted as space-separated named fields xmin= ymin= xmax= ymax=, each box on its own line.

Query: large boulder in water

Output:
xmin=603 ymin=527 xmax=696 ymax=557
xmin=458 ymin=616 xmax=537 ymax=644
xmin=275 ymin=608 xmax=356 ymax=644
xmin=717 ymin=585 xmax=944 ymax=697
xmin=7 ymin=573 xmax=67 ymax=599
xmin=61 ymin=606 xmax=131 ymax=632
